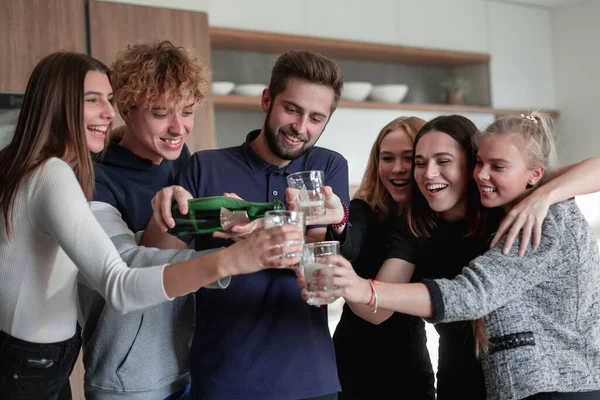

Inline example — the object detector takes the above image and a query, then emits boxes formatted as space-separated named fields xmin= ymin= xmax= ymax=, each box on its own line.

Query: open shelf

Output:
xmin=209 ymin=27 xmax=559 ymax=119
xmin=210 ymin=27 xmax=491 ymax=67
xmin=213 ymin=95 xmax=495 ymax=114
xmin=213 ymin=95 xmax=560 ymax=119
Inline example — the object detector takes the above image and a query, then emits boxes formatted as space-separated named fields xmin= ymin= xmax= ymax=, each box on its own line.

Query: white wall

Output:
xmin=487 ymin=1 xmax=557 ymax=109
xmin=552 ymin=1 xmax=600 ymax=165
xmin=552 ymin=1 xmax=600 ymax=236
xmin=100 ymin=0 xmax=489 ymax=52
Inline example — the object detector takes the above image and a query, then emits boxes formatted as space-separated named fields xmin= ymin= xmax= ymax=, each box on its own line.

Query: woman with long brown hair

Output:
xmin=0 ymin=51 xmax=303 ymax=399
xmin=287 ymin=116 xmax=436 ymax=399
xmin=330 ymin=117 xmax=436 ymax=399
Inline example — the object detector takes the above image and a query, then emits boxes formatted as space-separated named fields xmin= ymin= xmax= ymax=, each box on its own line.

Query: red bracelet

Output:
xmin=367 ymin=279 xmax=375 ymax=305
xmin=329 ymin=203 xmax=349 ymax=229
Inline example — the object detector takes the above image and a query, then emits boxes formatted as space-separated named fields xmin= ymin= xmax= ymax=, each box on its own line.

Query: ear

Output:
xmin=119 ymin=107 xmax=131 ymax=124
xmin=260 ymin=88 xmax=271 ymax=113
xmin=529 ymin=166 xmax=545 ymax=186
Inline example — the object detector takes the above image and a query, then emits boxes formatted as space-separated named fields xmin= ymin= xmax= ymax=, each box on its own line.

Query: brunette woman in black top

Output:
xmin=317 ymin=117 xmax=436 ymax=399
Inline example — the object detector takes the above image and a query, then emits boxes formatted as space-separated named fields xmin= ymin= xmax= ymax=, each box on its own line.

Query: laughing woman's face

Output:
xmin=413 ymin=130 xmax=469 ymax=222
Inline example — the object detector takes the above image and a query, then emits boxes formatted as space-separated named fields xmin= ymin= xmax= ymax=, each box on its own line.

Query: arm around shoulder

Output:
xmin=433 ymin=206 xmax=564 ymax=322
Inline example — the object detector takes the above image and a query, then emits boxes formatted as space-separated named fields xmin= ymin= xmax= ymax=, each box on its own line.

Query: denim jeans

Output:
xmin=0 ymin=326 xmax=81 ymax=400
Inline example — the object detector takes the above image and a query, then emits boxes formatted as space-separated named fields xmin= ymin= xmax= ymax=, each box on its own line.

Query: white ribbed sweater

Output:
xmin=0 ymin=158 xmax=170 ymax=343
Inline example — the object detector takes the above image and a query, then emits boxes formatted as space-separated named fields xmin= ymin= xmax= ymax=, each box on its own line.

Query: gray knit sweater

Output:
xmin=425 ymin=199 xmax=600 ymax=400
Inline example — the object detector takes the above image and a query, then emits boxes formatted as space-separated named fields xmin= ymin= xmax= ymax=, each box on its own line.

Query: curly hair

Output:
xmin=110 ymin=40 xmax=209 ymax=111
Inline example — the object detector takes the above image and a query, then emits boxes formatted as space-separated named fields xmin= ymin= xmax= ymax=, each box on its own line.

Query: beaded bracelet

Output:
xmin=329 ymin=203 xmax=349 ymax=229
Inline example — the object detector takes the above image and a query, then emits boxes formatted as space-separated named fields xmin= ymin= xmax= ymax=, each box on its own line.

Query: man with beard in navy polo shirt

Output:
xmin=144 ymin=50 xmax=349 ymax=400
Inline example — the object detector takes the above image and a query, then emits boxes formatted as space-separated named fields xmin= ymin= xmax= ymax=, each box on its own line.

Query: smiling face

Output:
xmin=119 ymin=95 xmax=194 ymax=164
xmin=83 ymin=70 xmax=115 ymax=153
xmin=475 ymin=133 xmax=543 ymax=211
xmin=261 ymin=77 xmax=334 ymax=161
xmin=378 ymin=128 xmax=413 ymax=205
xmin=413 ymin=130 xmax=469 ymax=221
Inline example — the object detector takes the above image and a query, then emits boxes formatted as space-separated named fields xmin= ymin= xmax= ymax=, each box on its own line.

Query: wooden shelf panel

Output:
xmin=213 ymin=95 xmax=495 ymax=114
xmin=210 ymin=27 xmax=490 ymax=67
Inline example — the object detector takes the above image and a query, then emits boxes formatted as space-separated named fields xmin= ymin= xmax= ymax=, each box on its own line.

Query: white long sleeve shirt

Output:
xmin=0 ymin=158 xmax=171 ymax=343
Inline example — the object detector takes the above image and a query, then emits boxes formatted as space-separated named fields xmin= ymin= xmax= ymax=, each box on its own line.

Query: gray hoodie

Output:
xmin=78 ymin=201 xmax=229 ymax=400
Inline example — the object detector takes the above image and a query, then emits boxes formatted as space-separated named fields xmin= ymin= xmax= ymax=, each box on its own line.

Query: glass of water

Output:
xmin=264 ymin=210 xmax=305 ymax=264
xmin=302 ymin=241 xmax=340 ymax=306
xmin=286 ymin=170 xmax=326 ymax=216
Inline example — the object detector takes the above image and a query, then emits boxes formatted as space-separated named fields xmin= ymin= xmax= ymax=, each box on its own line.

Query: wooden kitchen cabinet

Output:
xmin=0 ymin=0 xmax=86 ymax=92
xmin=88 ymin=0 xmax=216 ymax=152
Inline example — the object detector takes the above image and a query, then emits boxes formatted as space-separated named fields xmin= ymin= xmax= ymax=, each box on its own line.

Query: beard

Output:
xmin=263 ymin=108 xmax=312 ymax=161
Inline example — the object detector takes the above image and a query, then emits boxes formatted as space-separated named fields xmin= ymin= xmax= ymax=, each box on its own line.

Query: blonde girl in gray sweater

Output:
xmin=309 ymin=113 xmax=600 ymax=400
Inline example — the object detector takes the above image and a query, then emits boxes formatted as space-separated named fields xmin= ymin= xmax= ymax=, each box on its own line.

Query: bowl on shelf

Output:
xmin=368 ymin=84 xmax=409 ymax=103
xmin=212 ymin=81 xmax=235 ymax=95
xmin=232 ymin=84 xmax=266 ymax=97
xmin=340 ymin=81 xmax=373 ymax=102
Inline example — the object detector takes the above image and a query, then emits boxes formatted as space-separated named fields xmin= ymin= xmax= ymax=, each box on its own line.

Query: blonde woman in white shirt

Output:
xmin=0 ymin=51 xmax=303 ymax=400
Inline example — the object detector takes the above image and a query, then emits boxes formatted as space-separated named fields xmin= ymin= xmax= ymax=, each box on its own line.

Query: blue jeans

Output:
xmin=0 ymin=327 xmax=81 ymax=400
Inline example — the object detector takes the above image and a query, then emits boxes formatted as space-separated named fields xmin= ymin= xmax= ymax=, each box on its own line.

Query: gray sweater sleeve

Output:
xmin=91 ymin=201 xmax=230 ymax=289
xmin=426 ymin=203 xmax=565 ymax=323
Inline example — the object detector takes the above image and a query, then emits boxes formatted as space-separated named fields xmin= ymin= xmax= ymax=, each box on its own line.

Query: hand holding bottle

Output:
xmin=286 ymin=186 xmax=344 ymax=226
xmin=151 ymin=185 xmax=193 ymax=233
xmin=213 ymin=193 xmax=265 ymax=241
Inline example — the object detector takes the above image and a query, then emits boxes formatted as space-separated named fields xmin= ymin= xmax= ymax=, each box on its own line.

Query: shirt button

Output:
xmin=272 ymin=190 xmax=278 ymax=196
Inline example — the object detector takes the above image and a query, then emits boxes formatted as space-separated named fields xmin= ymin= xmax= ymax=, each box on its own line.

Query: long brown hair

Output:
xmin=0 ymin=52 xmax=110 ymax=237
xmin=354 ymin=116 xmax=426 ymax=220
xmin=406 ymin=115 xmax=486 ymax=238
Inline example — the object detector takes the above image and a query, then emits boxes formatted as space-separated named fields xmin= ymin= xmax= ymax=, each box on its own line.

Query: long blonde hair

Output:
xmin=354 ymin=116 xmax=426 ymax=220
xmin=473 ymin=111 xmax=558 ymax=357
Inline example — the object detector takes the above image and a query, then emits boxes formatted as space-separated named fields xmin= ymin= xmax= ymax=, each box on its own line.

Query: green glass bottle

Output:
xmin=167 ymin=196 xmax=285 ymax=236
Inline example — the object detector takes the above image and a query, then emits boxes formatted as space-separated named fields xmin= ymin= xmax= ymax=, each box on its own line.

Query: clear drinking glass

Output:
xmin=302 ymin=241 xmax=340 ymax=306
xmin=264 ymin=210 xmax=305 ymax=264
xmin=286 ymin=170 xmax=326 ymax=216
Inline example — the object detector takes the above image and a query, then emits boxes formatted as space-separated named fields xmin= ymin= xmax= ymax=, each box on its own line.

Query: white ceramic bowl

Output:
xmin=212 ymin=81 xmax=235 ymax=95
xmin=232 ymin=84 xmax=266 ymax=97
xmin=368 ymin=84 xmax=409 ymax=103
xmin=341 ymin=81 xmax=373 ymax=102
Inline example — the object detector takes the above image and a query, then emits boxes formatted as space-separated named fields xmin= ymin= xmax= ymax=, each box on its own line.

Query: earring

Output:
xmin=526 ymin=179 xmax=534 ymax=189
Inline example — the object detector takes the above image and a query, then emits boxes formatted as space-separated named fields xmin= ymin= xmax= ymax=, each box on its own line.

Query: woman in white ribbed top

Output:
xmin=0 ymin=52 xmax=304 ymax=399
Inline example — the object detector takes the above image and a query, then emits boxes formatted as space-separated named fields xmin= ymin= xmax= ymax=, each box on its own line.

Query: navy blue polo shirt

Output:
xmin=178 ymin=130 xmax=349 ymax=400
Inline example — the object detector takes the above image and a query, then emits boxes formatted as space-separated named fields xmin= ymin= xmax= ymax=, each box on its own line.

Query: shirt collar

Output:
xmin=241 ymin=130 xmax=309 ymax=175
